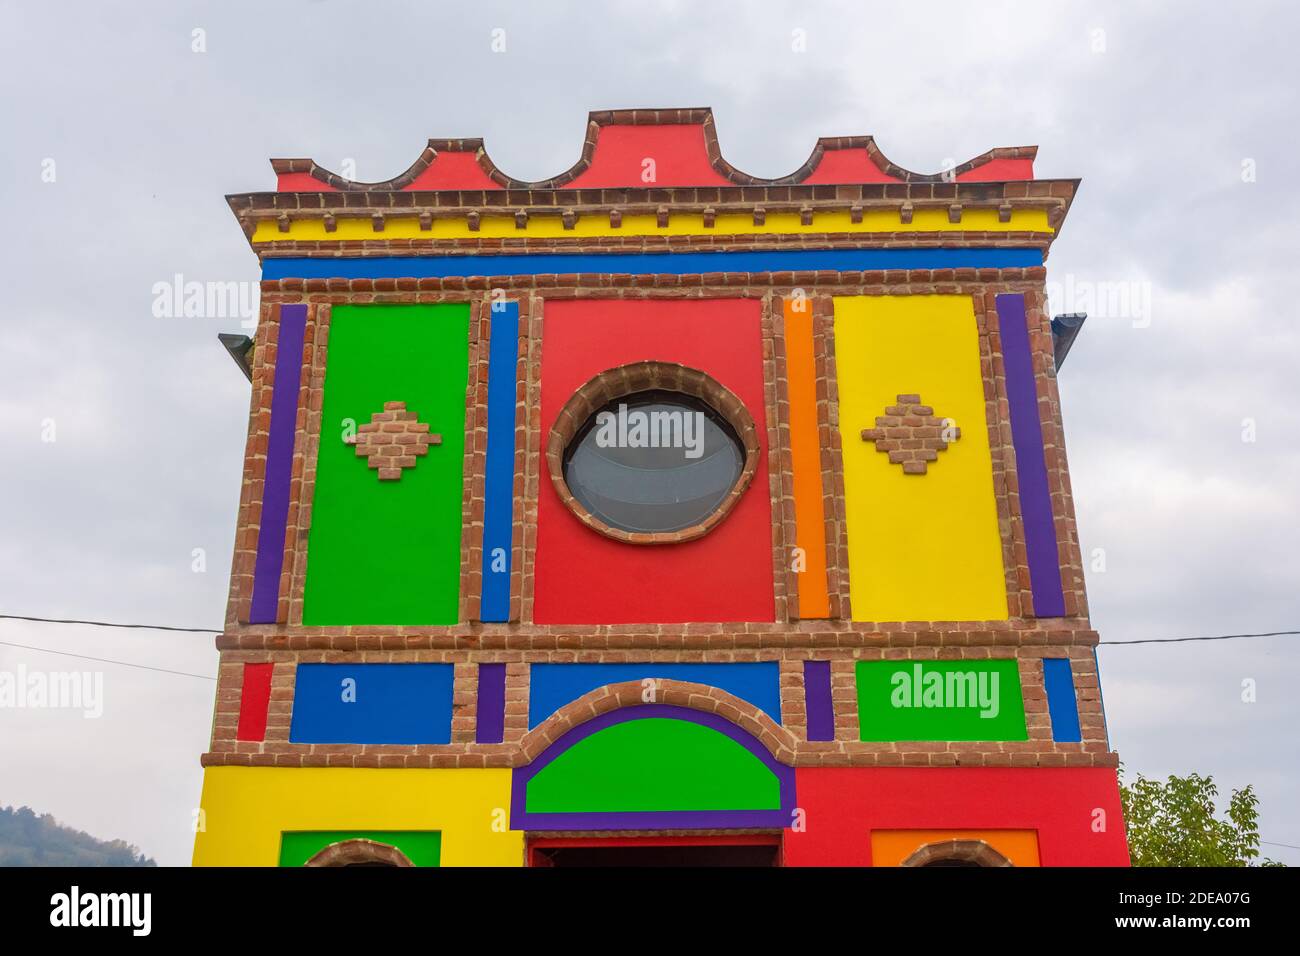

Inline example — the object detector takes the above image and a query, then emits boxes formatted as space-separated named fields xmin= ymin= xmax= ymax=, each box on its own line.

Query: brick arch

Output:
xmin=518 ymin=679 xmax=797 ymax=765
xmin=304 ymin=839 xmax=414 ymax=868
xmin=901 ymin=839 xmax=1014 ymax=868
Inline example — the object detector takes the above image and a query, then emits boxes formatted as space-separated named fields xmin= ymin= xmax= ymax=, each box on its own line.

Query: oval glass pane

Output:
xmin=562 ymin=390 xmax=745 ymax=534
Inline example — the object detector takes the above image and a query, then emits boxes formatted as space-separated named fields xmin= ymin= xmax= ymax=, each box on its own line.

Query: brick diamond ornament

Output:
xmin=860 ymin=393 xmax=959 ymax=475
xmin=343 ymin=401 xmax=441 ymax=481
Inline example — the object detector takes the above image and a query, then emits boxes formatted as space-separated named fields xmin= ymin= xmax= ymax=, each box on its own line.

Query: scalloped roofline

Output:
xmin=268 ymin=107 xmax=1040 ymax=192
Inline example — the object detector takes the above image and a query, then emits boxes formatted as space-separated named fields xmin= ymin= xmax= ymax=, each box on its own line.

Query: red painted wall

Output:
xmin=533 ymin=298 xmax=775 ymax=624
xmin=785 ymin=767 xmax=1130 ymax=866
xmin=563 ymin=125 xmax=732 ymax=189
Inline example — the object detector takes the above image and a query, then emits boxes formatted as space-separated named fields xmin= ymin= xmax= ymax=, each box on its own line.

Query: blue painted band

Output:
xmin=288 ymin=663 xmax=454 ymax=744
xmin=1042 ymin=658 xmax=1083 ymax=743
xmin=250 ymin=303 xmax=307 ymax=623
xmin=996 ymin=293 xmax=1067 ymax=616
xmin=528 ymin=662 xmax=781 ymax=728
xmin=262 ymin=247 xmax=1042 ymax=281
xmin=480 ymin=301 xmax=519 ymax=623
xmin=510 ymin=703 xmax=796 ymax=832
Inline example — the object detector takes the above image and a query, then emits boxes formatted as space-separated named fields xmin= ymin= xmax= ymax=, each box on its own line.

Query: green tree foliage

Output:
xmin=1120 ymin=771 xmax=1282 ymax=867
xmin=0 ymin=805 xmax=156 ymax=866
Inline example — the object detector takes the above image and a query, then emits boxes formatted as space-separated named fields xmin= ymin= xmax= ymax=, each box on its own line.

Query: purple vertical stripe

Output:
xmin=803 ymin=660 xmax=835 ymax=741
xmin=476 ymin=663 xmax=507 ymax=744
xmin=250 ymin=304 xmax=307 ymax=624
xmin=997 ymin=293 xmax=1066 ymax=617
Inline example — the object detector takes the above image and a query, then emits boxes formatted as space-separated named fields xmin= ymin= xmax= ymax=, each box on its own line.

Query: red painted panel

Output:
xmin=403 ymin=152 xmax=504 ymax=191
xmin=533 ymin=299 xmax=775 ymax=624
xmin=785 ymin=767 xmax=1129 ymax=867
xmin=563 ymin=125 xmax=732 ymax=189
xmin=235 ymin=662 xmax=275 ymax=742
xmin=276 ymin=172 xmax=337 ymax=192
xmin=957 ymin=157 xmax=1035 ymax=182
xmin=802 ymin=148 xmax=900 ymax=184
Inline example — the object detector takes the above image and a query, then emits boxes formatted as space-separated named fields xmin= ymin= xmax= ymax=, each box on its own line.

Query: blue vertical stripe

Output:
xmin=480 ymin=301 xmax=519 ymax=622
xmin=1042 ymin=658 xmax=1082 ymax=743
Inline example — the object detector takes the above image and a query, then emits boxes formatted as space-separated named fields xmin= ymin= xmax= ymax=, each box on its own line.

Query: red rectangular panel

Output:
xmin=533 ymin=298 xmax=774 ymax=624
xmin=235 ymin=662 xmax=274 ymax=742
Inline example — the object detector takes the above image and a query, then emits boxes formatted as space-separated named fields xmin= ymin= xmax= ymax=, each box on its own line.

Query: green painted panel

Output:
xmin=856 ymin=660 xmax=1027 ymax=741
xmin=525 ymin=717 xmax=780 ymax=813
xmin=303 ymin=304 xmax=469 ymax=625
xmin=278 ymin=830 xmax=441 ymax=867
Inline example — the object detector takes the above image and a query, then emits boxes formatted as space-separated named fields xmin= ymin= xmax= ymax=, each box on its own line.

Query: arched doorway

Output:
xmin=304 ymin=838 xmax=415 ymax=868
xmin=901 ymin=839 xmax=1014 ymax=868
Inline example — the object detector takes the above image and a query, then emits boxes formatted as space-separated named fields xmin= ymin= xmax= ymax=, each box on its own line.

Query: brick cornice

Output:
xmin=228 ymin=183 xmax=1077 ymax=247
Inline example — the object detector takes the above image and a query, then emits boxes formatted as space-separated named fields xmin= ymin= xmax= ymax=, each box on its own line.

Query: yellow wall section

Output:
xmin=252 ymin=207 xmax=1053 ymax=243
xmin=833 ymin=295 xmax=1008 ymax=622
xmin=192 ymin=767 xmax=523 ymax=867
xmin=871 ymin=829 xmax=1040 ymax=866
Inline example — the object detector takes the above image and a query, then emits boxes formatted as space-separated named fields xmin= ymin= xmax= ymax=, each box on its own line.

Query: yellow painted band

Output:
xmin=252 ymin=207 xmax=1053 ymax=243
xmin=833 ymin=295 xmax=1009 ymax=622
xmin=192 ymin=766 xmax=523 ymax=867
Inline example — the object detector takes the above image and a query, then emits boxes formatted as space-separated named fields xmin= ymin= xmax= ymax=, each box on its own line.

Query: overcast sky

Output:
xmin=1 ymin=0 xmax=1296 ymax=867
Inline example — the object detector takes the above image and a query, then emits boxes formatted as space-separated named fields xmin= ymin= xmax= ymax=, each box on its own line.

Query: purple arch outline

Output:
xmin=510 ymin=703 xmax=796 ymax=831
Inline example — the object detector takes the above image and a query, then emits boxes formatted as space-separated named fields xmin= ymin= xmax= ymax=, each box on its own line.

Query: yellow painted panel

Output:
xmin=833 ymin=295 xmax=1008 ymax=621
xmin=252 ymin=207 xmax=1053 ymax=243
xmin=192 ymin=767 xmax=523 ymax=867
xmin=871 ymin=828 xmax=1040 ymax=866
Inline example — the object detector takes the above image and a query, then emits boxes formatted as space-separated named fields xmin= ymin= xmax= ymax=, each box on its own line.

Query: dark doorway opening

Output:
xmin=528 ymin=836 xmax=781 ymax=867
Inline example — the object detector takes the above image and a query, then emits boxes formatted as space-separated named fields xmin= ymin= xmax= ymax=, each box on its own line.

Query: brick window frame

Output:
xmin=544 ymin=360 xmax=761 ymax=545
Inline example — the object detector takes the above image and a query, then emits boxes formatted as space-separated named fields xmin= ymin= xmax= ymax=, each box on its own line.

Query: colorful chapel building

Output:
xmin=193 ymin=108 xmax=1129 ymax=867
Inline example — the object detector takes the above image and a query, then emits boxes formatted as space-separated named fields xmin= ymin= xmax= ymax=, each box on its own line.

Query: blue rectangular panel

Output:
xmin=528 ymin=662 xmax=781 ymax=728
xmin=289 ymin=663 xmax=454 ymax=744
xmin=1042 ymin=658 xmax=1082 ymax=743
xmin=263 ymin=248 xmax=1042 ymax=281
xmin=480 ymin=301 xmax=519 ymax=622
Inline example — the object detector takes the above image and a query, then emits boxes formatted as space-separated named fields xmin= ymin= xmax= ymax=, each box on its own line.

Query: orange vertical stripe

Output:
xmin=783 ymin=299 xmax=831 ymax=618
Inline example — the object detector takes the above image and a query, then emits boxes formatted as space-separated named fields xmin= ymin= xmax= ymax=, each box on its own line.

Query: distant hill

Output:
xmin=0 ymin=805 xmax=156 ymax=866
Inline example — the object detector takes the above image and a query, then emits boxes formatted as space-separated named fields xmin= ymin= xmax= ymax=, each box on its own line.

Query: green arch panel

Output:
xmin=525 ymin=717 xmax=781 ymax=813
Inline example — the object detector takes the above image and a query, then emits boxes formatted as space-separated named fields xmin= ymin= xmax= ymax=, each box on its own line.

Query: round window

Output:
xmin=563 ymin=390 xmax=746 ymax=535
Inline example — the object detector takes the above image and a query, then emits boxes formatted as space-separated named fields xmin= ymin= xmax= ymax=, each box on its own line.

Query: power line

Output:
xmin=2 ymin=612 xmax=1295 ymax=649
xmin=0 ymin=640 xmax=215 ymax=681
xmin=0 ymin=613 xmax=219 ymax=634
xmin=1261 ymin=840 xmax=1300 ymax=851
xmin=1100 ymin=630 xmax=1299 ymax=646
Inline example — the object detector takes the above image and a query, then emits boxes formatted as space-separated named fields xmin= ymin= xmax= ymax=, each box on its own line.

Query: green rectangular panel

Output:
xmin=303 ymin=303 xmax=469 ymax=625
xmin=278 ymin=830 xmax=441 ymax=867
xmin=855 ymin=660 xmax=1027 ymax=741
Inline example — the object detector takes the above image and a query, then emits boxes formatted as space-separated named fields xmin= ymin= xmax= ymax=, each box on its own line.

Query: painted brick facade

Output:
xmin=195 ymin=109 xmax=1125 ymax=868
